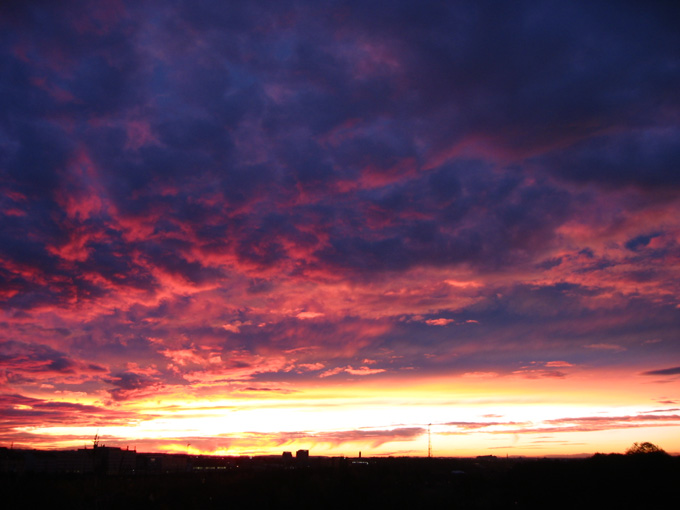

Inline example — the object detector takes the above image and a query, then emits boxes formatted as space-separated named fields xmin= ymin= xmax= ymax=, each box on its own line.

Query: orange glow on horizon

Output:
xmin=9 ymin=370 xmax=680 ymax=457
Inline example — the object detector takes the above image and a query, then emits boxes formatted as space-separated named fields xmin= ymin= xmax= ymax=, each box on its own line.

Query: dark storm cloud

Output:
xmin=537 ymin=129 xmax=680 ymax=191
xmin=314 ymin=166 xmax=574 ymax=274
xmin=2 ymin=0 xmax=678 ymax=278
xmin=339 ymin=0 xmax=679 ymax=151
xmin=3 ymin=121 xmax=72 ymax=201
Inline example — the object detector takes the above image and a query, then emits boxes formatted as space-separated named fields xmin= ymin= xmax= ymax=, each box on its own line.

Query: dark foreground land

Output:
xmin=1 ymin=453 xmax=678 ymax=509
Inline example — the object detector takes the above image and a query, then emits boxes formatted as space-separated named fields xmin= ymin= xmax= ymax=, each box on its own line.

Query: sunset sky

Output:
xmin=1 ymin=0 xmax=679 ymax=457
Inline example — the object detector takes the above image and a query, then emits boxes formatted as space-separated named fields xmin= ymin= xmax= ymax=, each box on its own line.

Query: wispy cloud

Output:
xmin=642 ymin=367 xmax=680 ymax=376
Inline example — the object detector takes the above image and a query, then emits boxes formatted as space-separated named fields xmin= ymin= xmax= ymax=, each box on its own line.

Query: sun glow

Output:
xmin=11 ymin=371 xmax=680 ymax=456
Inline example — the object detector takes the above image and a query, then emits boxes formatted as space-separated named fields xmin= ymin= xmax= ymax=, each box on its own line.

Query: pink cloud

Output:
xmin=512 ymin=368 xmax=568 ymax=379
xmin=296 ymin=363 xmax=325 ymax=373
xmin=296 ymin=311 xmax=325 ymax=319
xmin=319 ymin=366 xmax=345 ymax=378
xmin=319 ymin=365 xmax=386 ymax=378
xmin=425 ymin=318 xmax=455 ymax=326
xmin=124 ymin=119 xmax=161 ymax=151
xmin=160 ymin=348 xmax=221 ymax=367
xmin=222 ymin=321 xmax=251 ymax=333
xmin=345 ymin=366 xmax=386 ymax=376
xmin=46 ymin=227 xmax=98 ymax=262
xmin=545 ymin=361 xmax=574 ymax=368
xmin=0 ymin=394 xmax=147 ymax=431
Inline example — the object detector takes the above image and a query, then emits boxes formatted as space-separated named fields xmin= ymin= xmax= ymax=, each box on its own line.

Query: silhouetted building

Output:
xmin=79 ymin=445 xmax=136 ymax=475
xmin=296 ymin=449 xmax=309 ymax=460
xmin=282 ymin=451 xmax=293 ymax=461
xmin=18 ymin=449 xmax=92 ymax=474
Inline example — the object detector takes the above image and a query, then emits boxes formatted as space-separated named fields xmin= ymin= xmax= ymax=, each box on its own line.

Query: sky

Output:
xmin=1 ymin=0 xmax=679 ymax=457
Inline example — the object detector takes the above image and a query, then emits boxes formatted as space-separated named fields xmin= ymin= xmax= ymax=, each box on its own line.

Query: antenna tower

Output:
xmin=427 ymin=423 xmax=432 ymax=458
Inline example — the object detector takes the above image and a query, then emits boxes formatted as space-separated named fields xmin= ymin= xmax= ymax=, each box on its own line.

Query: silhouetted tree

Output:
xmin=625 ymin=442 xmax=666 ymax=455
